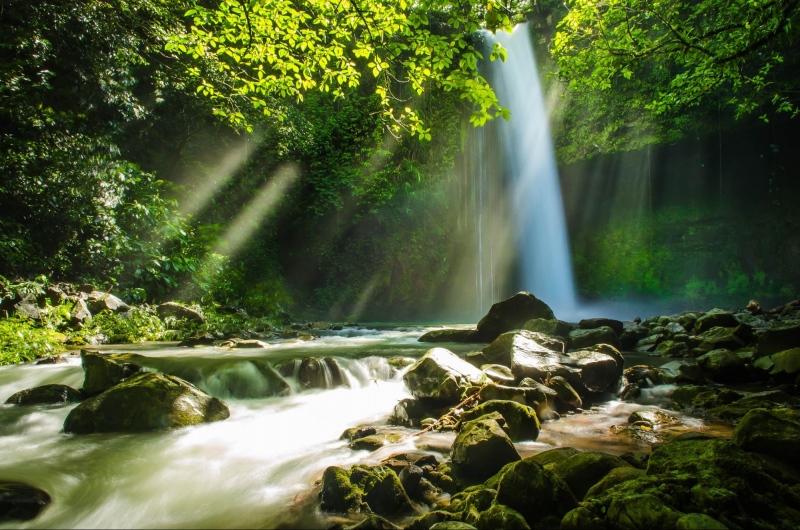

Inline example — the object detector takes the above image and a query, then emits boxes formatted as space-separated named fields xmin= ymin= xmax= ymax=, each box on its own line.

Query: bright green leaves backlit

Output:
xmin=552 ymin=0 xmax=800 ymax=121
xmin=169 ymin=0 xmax=519 ymax=138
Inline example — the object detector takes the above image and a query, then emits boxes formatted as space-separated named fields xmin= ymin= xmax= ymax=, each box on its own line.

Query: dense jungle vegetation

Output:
xmin=1 ymin=0 xmax=799 ymax=350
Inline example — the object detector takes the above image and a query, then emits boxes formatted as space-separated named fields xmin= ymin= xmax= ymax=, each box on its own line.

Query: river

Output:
xmin=0 ymin=326 xmax=731 ymax=529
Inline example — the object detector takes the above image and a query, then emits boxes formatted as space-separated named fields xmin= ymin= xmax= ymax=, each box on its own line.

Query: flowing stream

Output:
xmin=0 ymin=329 xmax=729 ymax=529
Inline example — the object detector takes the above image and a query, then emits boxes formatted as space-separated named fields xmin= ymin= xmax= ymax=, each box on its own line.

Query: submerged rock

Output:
xmin=475 ymin=292 xmax=555 ymax=342
xmin=319 ymin=465 xmax=411 ymax=516
xmin=451 ymin=412 xmax=521 ymax=478
xmin=0 ymin=481 xmax=51 ymax=523
xmin=459 ymin=400 xmax=540 ymax=441
xmin=64 ymin=372 xmax=229 ymax=434
xmin=5 ymin=384 xmax=82 ymax=406
xmin=403 ymin=348 xmax=483 ymax=402
xmin=80 ymin=351 xmax=142 ymax=395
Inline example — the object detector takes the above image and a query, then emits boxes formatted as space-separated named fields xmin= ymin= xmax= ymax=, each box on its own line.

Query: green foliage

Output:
xmin=550 ymin=0 xmax=800 ymax=162
xmin=0 ymin=319 xmax=66 ymax=366
xmin=80 ymin=307 xmax=166 ymax=344
xmin=169 ymin=0 xmax=523 ymax=135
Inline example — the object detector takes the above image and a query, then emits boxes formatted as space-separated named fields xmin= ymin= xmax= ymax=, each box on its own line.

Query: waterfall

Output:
xmin=482 ymin=24 xmax=577 ymax=318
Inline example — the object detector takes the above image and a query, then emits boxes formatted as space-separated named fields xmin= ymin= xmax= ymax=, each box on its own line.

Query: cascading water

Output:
xmin=482 ymin=25 xmax=578 ymax=318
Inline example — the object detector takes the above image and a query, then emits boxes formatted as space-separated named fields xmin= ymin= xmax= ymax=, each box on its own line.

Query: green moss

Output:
xmin=459 ymin=400 xmax=540 ymax=441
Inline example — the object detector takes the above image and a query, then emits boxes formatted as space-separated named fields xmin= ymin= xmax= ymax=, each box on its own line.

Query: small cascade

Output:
xmin=480 ymin=24 xmax=578 ymax=318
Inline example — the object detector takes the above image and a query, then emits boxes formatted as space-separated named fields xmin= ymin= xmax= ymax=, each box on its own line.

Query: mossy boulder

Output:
xmin=553 ymin=452 xmax=632 ymax=500
xmin=529 ymin=447 xmax=581 ymax=471
xmin=63 ymin=372 xmax=229 ymax=434
xmin=451 ymin=413 xmax=521 ymax=479
xmin=522 ymin=318 xmax=571 ymax=339
xmin=547 ymin=376 xmax=582 ymax=411
xmin=579 ymin=318 xmax=624 ymax=335
xmin=696 ymin=349 xmax=747 ymax=382
xmin=731 ymin=408 xmax=800 ymax=467
xmin=628 ymin=408 xmax=679 ymax=426
xmin=563 ymin=349 xmax=622 ymax=393
xmin=655 ymin=340 xmax=689 ymax=357
xmin=757 ymin=319 xmax=800 ymax=356
xmin=477 ymin=384 xmax=528 ymax=406
xmin=444 ymin=487 xmax=497 ymax=525
xmin=692 ymin=326 xmax=750 ymax=355
xmin=583 ymin=467 xmax=645 ymax=499
xmin=0 ymin=481 xmax=51 ymax=523
xmin=419 ymin=329 xmax=481 ymax=343
xmin=675 ymin=513 xmax=728 ymax=529
xmin=80 ymin=351 xmax=142 ymax=395
xmin=430 ymin=522 xmax=479 ymax=530
xmin=693 ymin=309 xmax=739 ymax=334
xmin=403 ymin=348 xmax=483 ymax=403
xmin=475 ymin=292 xmax=555 ymax=342
xmin=606 ymin=493 xmax=683 ymax=529
xmin=482 ymin=330 xmax=565 ymax=367
xmin=475 ymin=504 xmax=529 ymax=529
xmin=634 ymin=334 xmax=665 ymax=353
xmin=493 ymin=458 xmax=578 ymax=525
xmin=770 ymin=347 xmax=800 ymax=376
xmin=568 ymin=326 xmax=620 ymax=350
xmin=459 ymin=400 xmax=540 ymax=441
xmin=480 ymin=364 xmax=515 ymax=384
xmin=5 ymin=384 xmax=82 ymax=406
xmin=319 ymin=465 xmax=412 ymax=516
xmin=405 ymin=511 xmax=461 ymax=530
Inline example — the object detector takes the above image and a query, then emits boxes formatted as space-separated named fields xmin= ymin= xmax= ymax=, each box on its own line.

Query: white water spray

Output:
xmin=484 ymin=25 xmax=577 ymax=318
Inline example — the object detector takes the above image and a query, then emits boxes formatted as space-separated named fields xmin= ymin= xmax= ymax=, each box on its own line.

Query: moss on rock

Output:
xmin=459 ymin=400 xmax=540 ymax=441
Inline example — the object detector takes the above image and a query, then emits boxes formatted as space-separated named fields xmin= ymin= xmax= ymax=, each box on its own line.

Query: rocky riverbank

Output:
xmin=318 ymin=292 xmax=800 ymax=530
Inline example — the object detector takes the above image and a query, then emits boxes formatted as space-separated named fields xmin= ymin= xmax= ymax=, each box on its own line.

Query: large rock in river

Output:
xmin=320 ymin=464 xmax=411 ymax=516
xmin=419 ymin=329 xmax=480 ymax=343
xmin=696 ymin=348 xmax=747 ymax=382
xmin=403 ymin=348 xmax=483 ymax=402
xmin=493 ymin=458 xmax=578 ymax=525
xmin=459 ymin=400 xmax=540 ymax=441
xmin=80 ymin=351 xmax=142 ymax=395
xmin=63 ymin=372 xmax=229 ymax=434
xmin=731 ymin=408 xmax=800 ymax=467
xmin=0 ymin=481 xmax=51 ymax=523
xmin=475 ymin=292 xmax=555 ymax=342
xmin=758 ymin=319 xmax=800 ymax=356
xmin=568 ymin=326 xmax=620 ymax=350
xmin=482 ymin=329 xmax=565 ymax=367
xmin=451 ymin=412 xmax=521 ymax=478
xmin=5 ymin=384 xmax=82 ymax=406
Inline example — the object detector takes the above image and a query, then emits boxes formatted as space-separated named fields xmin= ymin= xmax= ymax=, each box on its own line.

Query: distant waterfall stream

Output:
xmin=476 ymin=24 xmax=578 ymax=319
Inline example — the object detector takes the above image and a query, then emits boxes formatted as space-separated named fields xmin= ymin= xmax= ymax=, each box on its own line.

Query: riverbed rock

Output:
xmin=459 ymin=400 xmax=540 ymax=441
xmin=63 ymin=372 xmax=229 ymax=434
xmin=70 ymin=299 xmax=92 ymax=327
xmin=675 ymin=513 xmax=728 ymax=529
xmin=5 ymin=384 xmax=83 ymax=406
xmin=388 ymin=398 xmax=449 ymax=427
xmin=693 ymin=309 xmax=739 ymax=334
xmin=579 ymin=318 xmax=623 ymax=335
xmin=529 ymin=447 xmax=581 ymax=471
xmin=451 ymin=412 xmax=521 ymax=479
xmin=620 ymin=323 xmax=649 ymax=350
xmin=480 ymin=364 xmax=515 ymax=383
xmin=731 ymin=408 xmax=800 ymax=467
xmin=548 ymin=376 xmax=582 ymax=411
xmin=758 ymin=319 xmax=800 ymax=355
xmin=206 ymin=360 xmax=291 ymax=398
xmin=156 ymin=302 xmax=204 ymax=323
xmin=508 ymin=343 xmax=619 ymax=395
xmin=606 ymin=493 xmax=683 ymax=529
xmin=628 ymin=408 xmax=679 ymax=426
xmin=80 ymin=351 xmax=142 ymax=395
xmin=0 ymin=481 xmax=51 ymax=523
xmin=350 ymin=433 xmax=403 ymax=451
xmin=553 ymin=452 xmax=632 ymax=500
xmin=568 ymin=326 xmax=620 ymax=350
xmin=419 ymin=329 xmax=480 ymax=343
xmin=634 ymin=334 xmax=664 ymax=353
xmin=493 ymin=458 xmax=578 ymax=525
xmin=564 ymin=349 xmax=623 ymax=392
xmin=85 ymin=291 xmax=129 ymax=315
xmin=403 ymin=348 xmax=483 ymax=403
xmin=654 ymin=339 xmax=690 ymax=357
xmin=705 ymin=390 xmax=800 ymax=421
xmin=692 ymin=326 xmax=749 ymax=355
xmin=475 ymin=292 xmax=555 ymax=342
xmin=319 ymin=465 xmax=411 ymax=516
xmin=35 ymin=355 xmax=68 ymax=365
xmin=770 ymin=347 xmax=800 ymax=377
xmin=474 ymin=505 xmax=528 ymax=529
xmin=482 ymin=330 xmax=565 ymax=367
xmin=696 ymin=348 xmax=747 ymax=382
xmin=583 ymin=466 xmax=645 ymax=499
xmin=522 ymin=318 xmax=572 ymax=339
xmin=299 ymin=357 xmax=348 ymax=389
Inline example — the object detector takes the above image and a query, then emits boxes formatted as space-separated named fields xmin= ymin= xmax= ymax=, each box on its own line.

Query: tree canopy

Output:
xmin=168 ymin=0 xmax=525 ymax=137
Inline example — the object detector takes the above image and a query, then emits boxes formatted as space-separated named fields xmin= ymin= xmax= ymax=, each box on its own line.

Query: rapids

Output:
xmin=0 ymin=328 xmax=729 ymax=528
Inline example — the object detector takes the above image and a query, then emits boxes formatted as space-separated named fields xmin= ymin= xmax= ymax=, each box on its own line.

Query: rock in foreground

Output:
xmin=450 ymin=412 xmax=521 ymax=478
xmin=5 ymin=384 xmax=82 ymax=406
xmin=80 ymin=351 xmax=141 ymax=395
xmin=0 ymin=481 xmax=51 ymax=523
xmin=320 ymin=465 xmax=411 ymax=516
xmin=64 ymin=372 xmax=229 ymax=434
